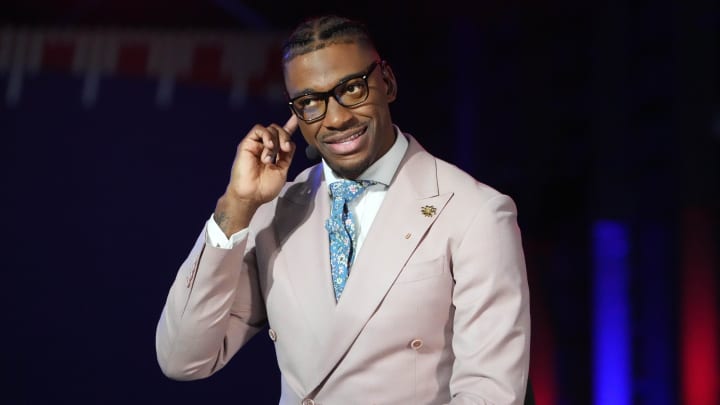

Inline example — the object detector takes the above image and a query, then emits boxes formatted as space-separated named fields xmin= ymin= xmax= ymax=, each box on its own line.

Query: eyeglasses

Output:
xmin=288 ymin=60 xmax=380 ymax=123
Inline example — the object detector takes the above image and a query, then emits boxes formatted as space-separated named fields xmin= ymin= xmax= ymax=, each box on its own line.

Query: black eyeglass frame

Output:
xmin=287 ymin=60 xmax=381 ymax=123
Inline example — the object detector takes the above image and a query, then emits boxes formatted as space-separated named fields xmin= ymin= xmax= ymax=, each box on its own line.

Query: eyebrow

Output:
xmin=290 ymin=67 xmax=369 ymax=99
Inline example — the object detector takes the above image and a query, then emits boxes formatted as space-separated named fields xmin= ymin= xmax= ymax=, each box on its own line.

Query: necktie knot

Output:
xmin=329 ymin=180 xmax=375 ymax=204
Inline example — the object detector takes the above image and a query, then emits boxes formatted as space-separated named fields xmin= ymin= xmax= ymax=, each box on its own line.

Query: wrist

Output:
xmin=213 ymin=194 xmax=258 ymax=237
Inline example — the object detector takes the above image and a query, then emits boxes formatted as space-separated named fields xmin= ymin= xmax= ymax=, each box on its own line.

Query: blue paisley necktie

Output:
xmin=326 ymin=180 xmax=375 ymax=301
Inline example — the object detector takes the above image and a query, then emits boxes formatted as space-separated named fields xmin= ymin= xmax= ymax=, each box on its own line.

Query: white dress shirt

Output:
xmin=206 ymin=127 xmax=409 ymax=251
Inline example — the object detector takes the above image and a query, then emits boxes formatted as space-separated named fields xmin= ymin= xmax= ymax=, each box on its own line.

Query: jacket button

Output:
xmin=268 ymin=328 xmax=277 ymax=342
xmin=410 ymin=338 xmax=424 ymax=350
xmin=301 ymin=399 xmax=315 ymax=405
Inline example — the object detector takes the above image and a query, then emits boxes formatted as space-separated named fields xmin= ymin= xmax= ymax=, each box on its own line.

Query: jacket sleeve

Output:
xmin=155 ymin=224 xmax=267 ymax=380
xmin=448 ymin=194 xmax=531 ymax=404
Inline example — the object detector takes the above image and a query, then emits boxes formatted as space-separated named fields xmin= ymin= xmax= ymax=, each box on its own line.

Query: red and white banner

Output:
xmin=0 ymin=27 xmax=286 ymax=107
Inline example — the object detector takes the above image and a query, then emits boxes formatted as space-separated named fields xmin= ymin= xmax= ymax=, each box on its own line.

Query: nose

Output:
xmin=323 ymin=96 xmax=353 ymax=129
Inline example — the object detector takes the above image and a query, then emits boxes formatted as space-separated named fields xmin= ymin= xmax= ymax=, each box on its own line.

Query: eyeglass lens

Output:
xmin=292 ymin=78 xmax=369 ymax=122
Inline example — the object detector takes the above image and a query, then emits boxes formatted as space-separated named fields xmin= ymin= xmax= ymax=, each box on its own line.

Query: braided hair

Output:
xmin=281 ymin=15 xmax=377 ymax=63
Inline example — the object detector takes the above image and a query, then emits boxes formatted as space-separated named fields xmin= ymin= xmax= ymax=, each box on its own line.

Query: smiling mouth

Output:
xmin=321 ymin=126 xmax=368 ymax=155
xmin=324 ymin=126 xmax=366 ymax=144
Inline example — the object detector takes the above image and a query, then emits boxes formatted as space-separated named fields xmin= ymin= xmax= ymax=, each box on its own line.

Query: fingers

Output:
xmin=247 ymin=116 xmax=298 ymax=165
xmin=259 ymin=125 xmax=280 ymax=163
xmin=274 ymin=135 xmax=296 ymax=171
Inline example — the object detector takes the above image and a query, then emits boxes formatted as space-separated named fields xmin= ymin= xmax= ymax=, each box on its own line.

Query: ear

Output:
xmin=380 ymin=61 xmax=397 ymax=102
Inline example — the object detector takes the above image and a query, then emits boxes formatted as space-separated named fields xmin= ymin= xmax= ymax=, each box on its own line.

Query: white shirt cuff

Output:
xmin=205 ymin=214 xmax=249 ymax=249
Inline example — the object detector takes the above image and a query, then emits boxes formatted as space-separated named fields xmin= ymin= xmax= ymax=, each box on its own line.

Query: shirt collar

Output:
xmin=322 ymin=125 xmax=409 ymax=187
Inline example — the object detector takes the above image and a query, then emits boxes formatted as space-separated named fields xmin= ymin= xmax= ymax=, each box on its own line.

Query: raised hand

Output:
xmin=214 ymin=115 xmax=299 ymax=236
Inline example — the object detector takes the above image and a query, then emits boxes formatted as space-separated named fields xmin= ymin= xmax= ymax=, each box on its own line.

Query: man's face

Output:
xmin=284 ymin=43 xmax=397 ymax=179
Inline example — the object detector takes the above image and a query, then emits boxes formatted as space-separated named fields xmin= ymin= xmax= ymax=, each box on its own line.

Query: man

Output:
xmin=156 ymin=15 xmax=531 ymax=404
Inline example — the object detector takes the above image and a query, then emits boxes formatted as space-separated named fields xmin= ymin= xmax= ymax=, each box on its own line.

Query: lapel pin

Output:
xmin=421 ymin=205 xmax=437 ymax=218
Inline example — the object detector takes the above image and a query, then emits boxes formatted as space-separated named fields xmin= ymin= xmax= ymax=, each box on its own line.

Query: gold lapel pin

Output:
xmin=421 ymin=205 xmax=437 ymax=217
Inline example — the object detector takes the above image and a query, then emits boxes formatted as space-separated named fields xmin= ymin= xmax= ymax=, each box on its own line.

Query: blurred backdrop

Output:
xmin=2 ymin=1 xmax=718 ymax=404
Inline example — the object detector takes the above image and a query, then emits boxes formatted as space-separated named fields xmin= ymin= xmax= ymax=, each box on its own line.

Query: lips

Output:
xmin=321 ymin=126 xmax=367 ymax=155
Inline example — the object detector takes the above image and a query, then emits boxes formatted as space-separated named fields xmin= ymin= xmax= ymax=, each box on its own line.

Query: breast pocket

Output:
xmin=395 ymin=256 xmax=447 ymax=284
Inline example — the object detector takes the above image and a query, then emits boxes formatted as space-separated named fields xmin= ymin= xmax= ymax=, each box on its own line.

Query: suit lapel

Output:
xmin=307 ymin=137 xmax=454 ymax=392
xmin=277 ymin=166 xmax=336 ymax=346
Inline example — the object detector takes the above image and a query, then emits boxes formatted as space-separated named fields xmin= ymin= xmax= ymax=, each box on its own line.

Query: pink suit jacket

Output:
xmin=156 ymin=134 xmax=531 ymax=404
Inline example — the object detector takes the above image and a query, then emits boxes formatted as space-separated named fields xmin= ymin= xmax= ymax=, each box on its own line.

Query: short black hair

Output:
xmin=281 ymin=15 xmax=376 ymax=63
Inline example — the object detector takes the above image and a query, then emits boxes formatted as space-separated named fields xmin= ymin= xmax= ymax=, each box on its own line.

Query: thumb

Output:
xmin=283 ymin=114 xmax=298 ymax=135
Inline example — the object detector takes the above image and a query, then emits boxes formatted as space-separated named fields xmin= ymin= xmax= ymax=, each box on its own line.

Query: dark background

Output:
xmin=3 ymin=1 xmax=718 ymax=404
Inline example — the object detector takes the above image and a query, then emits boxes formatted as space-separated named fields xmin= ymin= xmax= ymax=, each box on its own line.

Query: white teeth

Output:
xmin=341 ymin=133 xmax=359 ymax=143
xmin=331 ymin=130 xmax=361 ymax=144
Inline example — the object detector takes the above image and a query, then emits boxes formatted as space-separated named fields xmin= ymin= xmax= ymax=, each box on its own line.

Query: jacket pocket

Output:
xmin=395 ymin=256 xmax=447 ymax=284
